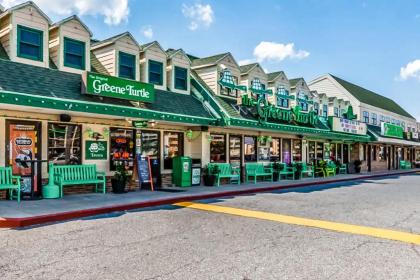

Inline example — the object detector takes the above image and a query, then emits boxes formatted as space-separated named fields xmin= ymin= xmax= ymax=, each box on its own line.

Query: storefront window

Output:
xmin=282 ymin=139 xmax=291 ymax=164
xmin=163 ymin=132 xmax=184 ymax=169
xmin=48 ymin=123 xmax=81 ymax=165
xmin=270 ymin=138 xmax=280 ymax=162
xmin=258 ymin=138 xmax=270 ymax=161
xmin=329 ymin=143 xmax=337 ymax=161
xmin=378 ymin=145 xmax=386 ymax=161
xmin=324 ymin=143 xmax=331 ymax=160
xmin=337 ymin=143 xmax=342 ymax=162
xmin=229 ymin=135 xmax=242 ymax=164
xmin=316 ymin=142 xmax=323 ymax=160
xmin=141 ymin=131 xmax=160 ymax=157
xmin=292 ymin=139 xmax=302 ymax=162
xmin=110 ymin=128 xmax=134 ymax=171
xmin=244 ymin=136 xmax=257 ymax=162
xmin=308 ymin=141 xmax=316 ymax=163
xmin=210 ymin=134 xmax=226 ymax=162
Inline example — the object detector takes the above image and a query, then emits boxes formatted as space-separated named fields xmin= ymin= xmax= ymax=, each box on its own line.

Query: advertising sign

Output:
xmin=329 ymin=117 xmax=367 ymax=135
xmin=82 ymin=72 xmax=155 ymax=103
xmin=85 ymin=140 xmax=107 ymax=160
xmin=381 ymin=123 xmax=403 ymax=138
xmin=412 ymin=132 xmax=419 ymax=139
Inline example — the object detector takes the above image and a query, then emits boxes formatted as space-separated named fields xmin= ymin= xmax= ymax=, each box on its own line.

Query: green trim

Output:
xmin=0 ymin=90 xmax=216 ymax=126
xmin=63 ymin=37 xmax=86 ymax=70
xmin=118 ymin=51 xmax=136 ymax=80
xmin=17 ymin=25 xmax=43 ymax=62
xmin=174 ymin=66 xmax=188 ymax=90
xmin=148 ymin=60 xmax=163 ymax=86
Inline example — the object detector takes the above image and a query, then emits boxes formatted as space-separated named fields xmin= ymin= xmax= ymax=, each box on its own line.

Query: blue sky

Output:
xmin=2 ymin=0 xmax=420 ymax=119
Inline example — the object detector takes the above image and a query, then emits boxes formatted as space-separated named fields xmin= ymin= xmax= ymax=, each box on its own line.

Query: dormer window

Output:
xmin=149 ymin=60 xmax=163 ymax=85
xmin=276 ymin=86 xmax=290 ymax=108
xmin=314 ymin=102 xmax=319 ymax=114
xmin=64 ymin=38 xmax=85 ymax=70
xmin=174 ymin=66 xmax=188 ymax=90
xmin=334 ymin=107 xmax=339 ymax=117
xmin=297 ymin=91 xmax=308 ymax=111
xmin=322 ymin=104 xmax=328 ymax=118
xmin=119 ymin=52 xmax=136 ymax=80
xmin=219 ymin=69 xmax=240 ymax=97
xmin=17 ymin=25 xmax=43 ymax=61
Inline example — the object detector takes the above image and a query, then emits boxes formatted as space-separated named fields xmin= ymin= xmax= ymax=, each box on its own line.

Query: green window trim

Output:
xmin=118 ymin=51 xmax=136 ymax=80
xmin=174 ymin=66 xmax=188 ymax=90
xmin=63 ymin=37 xmax=86 ymax=70
xmin=148 ymin=60 xmax=163 ymax=85
xmin=17 ymin=25 xmax=43 ymax=62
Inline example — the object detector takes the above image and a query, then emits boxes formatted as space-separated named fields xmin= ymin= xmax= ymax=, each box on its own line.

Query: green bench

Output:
xmin=0 ymin=167 xmax=21 ymax=202
xmin=52 ymin=164 xmax=106 ymax=198
xmin=277 ymin=163 xmax=295 ymax=180
xmin=208 ymin=163 xmax=240 ymax=186
xmin=297 ymin=162 xmax=314 ymax=179
xmin=245 ymin=163 xmax=273 ymax=183
xmin=400 ymin=160 xmax=412 ymax=169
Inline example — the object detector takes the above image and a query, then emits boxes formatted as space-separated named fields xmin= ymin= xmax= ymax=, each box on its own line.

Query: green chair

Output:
xmin=245 ymin=163 xmax=273 ymax=183
xmin=325 ymin=162 xmax=337 ymax=177
xmin=0 ymin=167 xmax=21 ymax=202
xmin=278 ymin=163 xmax=295 ymax=180
xmin=338 ymin=163 xmax=347 ymax=174
xmin=208 ymin=163 xmax=240 ymax=186
xmin=299 ymin=163 xmax=315 ymax=179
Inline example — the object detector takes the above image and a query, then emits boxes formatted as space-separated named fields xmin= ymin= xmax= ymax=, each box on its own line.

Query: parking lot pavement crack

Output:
xmin=142 ymin=257 xmax=206 ymax=280
xmin=411 ymin=244 xmax=420 ymax=258
xmin=390 ymin=211 xmax=417 ymax=228
xmin=345 ymin=240 xmax=388 ymax=252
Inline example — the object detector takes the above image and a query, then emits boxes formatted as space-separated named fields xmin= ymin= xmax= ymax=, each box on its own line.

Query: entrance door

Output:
xmin=343 ymin=144 xmax=349 ymax=164
xmin=6 ymin=120 xmax=42 ymax=197
xmin=139 ymin=130 xmax=161 ymax=188
xmin=229 ymin=135 xmax=243 ymax=181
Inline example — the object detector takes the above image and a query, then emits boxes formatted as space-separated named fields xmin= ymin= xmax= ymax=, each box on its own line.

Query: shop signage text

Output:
xmin=329 ymin=117 xmax=367 ymax=135
xmin=381 ymin=123 xmax=403 ymax=138
xmin=241 ymin=95 xmax=318 ymax=126
xmin=82 ymin=72 xmax=155 ymax=103
xmin=85 ymin=140 xmax=107 ymax=160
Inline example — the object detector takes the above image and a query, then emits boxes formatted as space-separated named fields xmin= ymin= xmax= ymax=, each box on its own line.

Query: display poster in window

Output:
xmin=85 ymin=140 xmax=107 ymax=160
xmin=8 ymin=124 xmax=38 ymax=193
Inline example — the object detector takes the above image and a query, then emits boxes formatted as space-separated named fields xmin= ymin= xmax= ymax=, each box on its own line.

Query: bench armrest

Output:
xmin=264 ymin=167 xmax=273 ymax=173
xmin=96 ymin=171 xmax=106 ymax=178
xmin=11 ymin=175 xmax=21 ymax=185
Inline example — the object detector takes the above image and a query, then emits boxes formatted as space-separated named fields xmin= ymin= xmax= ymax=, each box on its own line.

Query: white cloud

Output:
xmin=0 ymin=0 xmax=129 ymax=26
xmin=253 ymin=41 xmax=310 ymax=63
xmin=238 ymin=58 xmax=255 ymax=65
xmin=182 ymin=3 xmax=214 ymax=31
xmin=399 ymin=59 xmax=420 ymax=80
xmin=141 ymin=25 xmax=153 ymax=39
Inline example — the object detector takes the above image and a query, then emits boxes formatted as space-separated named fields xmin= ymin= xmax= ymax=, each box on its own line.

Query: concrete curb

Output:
xmin=0 ymin=170 xmax=417 ymax=228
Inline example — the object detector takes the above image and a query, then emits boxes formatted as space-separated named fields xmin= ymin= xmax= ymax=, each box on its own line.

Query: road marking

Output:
xmin=174 ymin=202 xmax=420 ymax=245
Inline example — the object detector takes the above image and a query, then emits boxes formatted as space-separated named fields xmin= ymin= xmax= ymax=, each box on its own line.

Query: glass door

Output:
xmin=6 ymin=120 xmax=42 ymax=197
xmin=229 ymin=135 xmax=242 ymax=166
xmin=139 ymin=130 xmax=161 ymax=188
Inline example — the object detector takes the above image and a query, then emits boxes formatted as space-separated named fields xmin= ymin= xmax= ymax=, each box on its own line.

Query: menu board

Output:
xmin=137 ymin=156 xmax=154 ymax=191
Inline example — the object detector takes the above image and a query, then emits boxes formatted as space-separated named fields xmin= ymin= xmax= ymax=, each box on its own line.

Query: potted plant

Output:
xmin=203 ymin=164 xmax=218 ymax=186
xmin=354 ymin=160 xmax=362 ymax=173
xmin=111 ymin=164 xmax=128 ymax=193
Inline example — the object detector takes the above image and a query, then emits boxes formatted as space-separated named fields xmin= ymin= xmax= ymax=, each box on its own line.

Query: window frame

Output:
xmin=363 ymin=111 xmax=369 ymax=123
xmin=163 ymin=131 xmax=184 ymax=170
xmin=63 ymin=37 xmax=86 ymax=70
xmin=17 ymin=25 xmax=43 ymax=62
xmin=371 ymin=113 xmax=377 ymax=125
xmin=118 ymin=51 xmax=136 ymax=80
xmin=148 ymin=60 xmax=164 ymax=85
xmin=210 ymin=134 xmax=226 ymax=163
xmin=276 ymin=86 xmax=289 ymax=108
xmin=174 ymin=66 xmax=188 ymax=91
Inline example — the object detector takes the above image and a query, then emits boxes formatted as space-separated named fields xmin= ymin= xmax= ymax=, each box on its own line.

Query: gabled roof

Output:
xmin=50 ymin=15 xmax=93 ymax=37
xmin=191 ymin=52 xmax=230 ymax=68
xmin=267 ymin=71 xmax=286 ymax=83
xmin=330 ymin=74 xmax=414 ymax=119
xmin=239 ymin=63 xmax=259 ymax=75
xmin=289 ymin=78 xmax=304 ymax=88
xmin=0 ymin=1 xmax=52 ymax=24
xmin=166 ymin=48 xmax=191 ymax=63
xmin=91 ymin=32 xmax=140 ymax=50
xmin=140 ymin=40 xmax=166 ymax=54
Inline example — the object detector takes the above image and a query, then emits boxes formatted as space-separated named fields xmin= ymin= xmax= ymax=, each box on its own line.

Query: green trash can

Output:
xmin=172 ymin=156 xmax=192 ymax=187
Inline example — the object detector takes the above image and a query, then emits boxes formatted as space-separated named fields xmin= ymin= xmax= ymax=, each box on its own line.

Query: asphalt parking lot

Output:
xmin=1 ymin=174 xmax=419 ymax=280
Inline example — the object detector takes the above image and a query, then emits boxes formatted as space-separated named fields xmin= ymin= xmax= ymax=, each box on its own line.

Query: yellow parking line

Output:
xmin=174 ymin=202 xmax=420 ymax=245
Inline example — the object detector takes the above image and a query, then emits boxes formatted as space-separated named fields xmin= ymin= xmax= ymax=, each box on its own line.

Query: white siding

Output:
xmin=167 ymin=51 xmax=191 ymax=94
xmin=140 ymin=44 xmax=167 ymax=90
xmin=93 ymin=46 xmax=116 ymax=76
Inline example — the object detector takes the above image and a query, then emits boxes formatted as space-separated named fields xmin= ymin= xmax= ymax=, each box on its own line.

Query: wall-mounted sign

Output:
xmin=132 ymin=120 xmax=148 ymax=128
xmin=82 ymin=72 xmax=155 ymax=103
xmin=241 ymin=95 xmax=318 ymax=126
xmin=85 ymin=140 xmax=107 ymax=160
xmin=329 ymin=117 xmax=367 ymax=135
xmin=412 ymin=132 xmax=419 ymax=139
xmin=381 ymin=122 xmax=403 ymax=139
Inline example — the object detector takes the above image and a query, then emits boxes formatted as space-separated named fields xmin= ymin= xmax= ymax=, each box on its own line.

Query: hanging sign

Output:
xmin=381 ymin=123 xmax=403 ymax=138
xmin=132 ymin=120 xmax=148 ymax=128
xmin=85 ymin=140 xmax=107 ymax=160
xmin=329 ymin=117 xmax=367 ymax=135
xmin=82 ymin=71 xmax=155 ymax=103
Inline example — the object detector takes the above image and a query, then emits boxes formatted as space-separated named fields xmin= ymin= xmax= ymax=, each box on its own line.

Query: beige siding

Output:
xmin=0 ymin=14 xmax=12 ymax=57
xmin=216 ymin=54 xmax=241 ymax=95
xmin=48 ymin=28 xmax=59 ymax=67
xmin=195 ymin=66 xmax=218 ymax=93
xmin=140 ymin=44 xmax=167 ymax=90
xmin=268 ymin=72 xmax=290 ymax=106
xmin=93 ymin=46 xmax=116 ymax=76
xmin=167 ymin=51 xmax=191 ymax=94
xmin=10 ymin=5 xmax=50 ymax=68
xmin=309 ymin=76 xmax=360 ymax=106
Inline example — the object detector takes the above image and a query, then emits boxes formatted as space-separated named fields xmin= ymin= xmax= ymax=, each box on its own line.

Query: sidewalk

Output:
xmin=1 ymin=169 xmax=418 ymax=228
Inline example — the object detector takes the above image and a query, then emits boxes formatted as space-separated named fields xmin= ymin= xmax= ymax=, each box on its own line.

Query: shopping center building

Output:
xmin=0 ymin=2 xmax=417 ymax=198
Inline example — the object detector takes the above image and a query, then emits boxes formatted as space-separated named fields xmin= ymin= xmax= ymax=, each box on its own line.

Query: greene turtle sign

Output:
xmin=82 ymin=72 xmax=155 ymax=103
